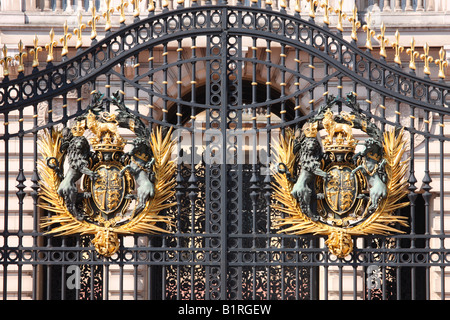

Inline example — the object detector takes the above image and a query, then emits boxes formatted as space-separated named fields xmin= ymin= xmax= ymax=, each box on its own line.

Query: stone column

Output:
xmin=405 ymin=0 xmax=413 ymax=10
xmin=3 ymin=0 xmax=22 ymax=10
xmin=75 ymin=0 xmax=88 ymax=11
xmin=22 ymin=0 xmax=37 ymax=11
xmin=55 ymin=0 xmax=63 ymax=10
xmin=65 ymin=0 xmax=73 ymax=11
xmin=394 ymin=0 xmax=401 ymax=11
xmin=383 ymin=0 xmax=391 ymax=11
xmin=43 ymin=0 xmax=53 ymax=10
xmin=416 ymin=0 xmax=424 ymax=11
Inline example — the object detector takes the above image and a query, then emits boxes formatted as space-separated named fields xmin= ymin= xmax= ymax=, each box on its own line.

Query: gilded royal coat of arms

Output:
xmin=274 ymin=93 xmax=409 ymax=258
xmin=38 ymin=91 xmax=176 ymax=257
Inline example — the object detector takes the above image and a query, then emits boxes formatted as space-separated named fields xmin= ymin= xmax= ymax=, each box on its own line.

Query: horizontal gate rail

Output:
xmin=1 ymin=6 xmax=449 ymax=112
xmin=0 ymin=2 xmax=450 ymax=300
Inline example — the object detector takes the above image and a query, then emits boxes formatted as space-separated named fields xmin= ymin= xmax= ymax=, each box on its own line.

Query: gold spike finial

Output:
xmin=148 ymin=0 xmax=155 ymax=12
xmin=406 ymin=37 xmax=419 ymax=71
xmin=74 ymin=11 xmax=86 ymax=50
xmin=348 ymin=5 xmax=361 ymax=42
xmin=132 ymin=0 xmax=142 ymax=17
xmin=280 ymin=0 xmax=287 ymax=9
xmin=306 ymin=0 xmax=318 ymax=18
xmin=376 ymin=22 xmax=389 ymax=59
xmin=362 ymin=13 xmax=375 ymax=50
xmin=15 ymin=40 xmax=27 ymax=73
xmin=87 ymin=4 xmax=101 ymax=40
xmin=30 ymin=35 xmax=42 ymax=68
xmin=435 ymin=47 xmax=448 ymax=79
xmin=0 ymin=45 xmax=12 ymax=77
xmin=45 ymin=28 xmax=58 ymax=63
xmin=117 ymin=0 xmax=129 ymax=24
xmin=420 ymin=43 xmax=433 ymax=75
xmin=103 ymin=0 xmax=115 ymax=32
xmin=320 ymin=0 xmax=331 ymax=25
xmin=335 ymin=0 xmax=347 ymax=32
xmin=295 ymin=0 xmax=301 ymax=13
xmin=60 ymin=20 xmax=72 ymax=57
xmin=392 ymin=30 xmax=404 ymax=65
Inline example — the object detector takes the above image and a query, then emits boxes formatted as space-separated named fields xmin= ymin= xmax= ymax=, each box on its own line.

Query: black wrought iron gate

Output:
xmin=1 ymin=3 xmax=450 ymax=300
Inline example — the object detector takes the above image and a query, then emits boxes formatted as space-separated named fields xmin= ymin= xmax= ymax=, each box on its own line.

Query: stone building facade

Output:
xmin=0 ymin=0 xmax=450 ymax=300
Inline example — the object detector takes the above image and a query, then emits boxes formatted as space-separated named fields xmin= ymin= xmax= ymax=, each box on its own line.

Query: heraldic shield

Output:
xmin=273 ymin=93 xmax=409 ymax=258
xmin=38 ymin=91 xmax=176 ymax=257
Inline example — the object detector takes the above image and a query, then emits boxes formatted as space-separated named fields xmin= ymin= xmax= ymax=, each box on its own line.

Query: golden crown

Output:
xmin=323 ymin=134 xmax=357 ymax=154
xmin=322 ymin=109 xmax=357 ymax=154
xmin=87 ymin=111 xmax=126 ymax=153
xmin=91 ymin=134 xmax=126 ymax=153
xmin=71 ymin=120 xmax=86 ymax=137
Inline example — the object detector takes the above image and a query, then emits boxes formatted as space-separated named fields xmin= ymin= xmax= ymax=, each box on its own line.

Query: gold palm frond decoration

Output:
xmin=115 ymin=126 xmax=176 ymax=235
xmin=38 ymin=129 xmax=98 ymax=236
xmin=272 ymin=127 xmax=409 ymax=258
xmin=38 ymin=126 xmax=177 ymax=257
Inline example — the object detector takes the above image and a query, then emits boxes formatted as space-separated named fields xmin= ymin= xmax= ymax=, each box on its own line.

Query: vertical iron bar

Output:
xmin=439 ymin=113 xmax=445 ymax=299
xmin=2 ymin=112 xmax=8 ymax=300
xmin=422 ymin=110 xmax=431 ymax=300
xmin=264 ymin=37 xmax=272 ymax=300
xmin=149 ymin=48 xmax=154 ymax=120
xmin=204 ymin=34 xmax=211 ymax=300
xmin=236 ymin=33 xmax=244 ymax=301
xmin=16 ymin=106 xmax=25 ymax=300
xmin=31 ymin=103 xmax=39 ymax=301
xmin=250 ymin=36 xmax=258 ymax=300
xmin=163 ymin=43 xmax=168 ymax=121
xmin=220 ymin=8 xmax=229 ymax=299
xmin=295 ymin=48 xmax=300 ymax=131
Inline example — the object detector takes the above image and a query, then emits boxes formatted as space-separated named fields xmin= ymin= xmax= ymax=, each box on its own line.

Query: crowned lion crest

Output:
xmin=274 ymin=92 xmax=409 ymax=258
xmin=38 ymin=91 xmax=176 ymax=257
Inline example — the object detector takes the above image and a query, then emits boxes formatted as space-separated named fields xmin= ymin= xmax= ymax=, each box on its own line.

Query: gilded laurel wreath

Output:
xmin=273 ymin=96 xmax=409 ymax=258
xmin=38 ymin=125 xmax=176 ymax=257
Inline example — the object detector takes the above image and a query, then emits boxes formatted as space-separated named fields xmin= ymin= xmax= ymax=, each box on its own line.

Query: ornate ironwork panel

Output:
xmin=1 ymin=3 xmax=450 ymax=300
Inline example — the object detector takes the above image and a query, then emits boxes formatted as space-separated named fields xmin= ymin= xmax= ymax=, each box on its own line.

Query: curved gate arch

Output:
xmin=1 ymin=3 xmax=450 ymax=300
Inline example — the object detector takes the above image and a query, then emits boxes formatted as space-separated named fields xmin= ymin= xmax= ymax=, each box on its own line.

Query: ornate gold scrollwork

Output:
xmin=273 ymin=93 xmax=409 ymax=258
xmin=38 ymin=92 xmax=177 ymax=257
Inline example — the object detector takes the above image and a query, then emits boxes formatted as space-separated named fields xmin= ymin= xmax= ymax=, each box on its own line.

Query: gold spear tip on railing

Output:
xmin=60 ymin=20 xmax=73 ymax=57
xmin=376 ymin=22 xmax=389 ymax=59
xmin=392 ymin=29 xmax=404 ymax=65
xmin=14 ymin=40 xmax=27 ymax=74
xmin=420 ymin=42 xmax=433 ymax=75
xmin=88 ymin=3 xmax=101 ymax=40
xmin=103 ymin=0 xmax=115 ymax=31
xmin=30 ymin=35 xmax=43 ymax=68
xmin=45 ymin=28 xmax=57 ymax=63
xmin=320 ymin=0 xmax=330 ymax=25
xmin=435 ymin=47 xmax=448 ymax=79
xmin=335 ymin=0 xmax=347 ymax=32
xmin=74 ymin=11 xmax=86 ymax=50
xmin=1 ymin=44 xmax=12 ymax=77
xmin=306 ymin=0 xmax=318 ymax=18
xmin=406 ymin=37 xmax=419 ymax=71
xmin=348 ymin=6 xmax=361 ymax=42
xmin=117 ymin=0 xmax=129 ymax=24
xmin=132 ymin=0 xmax=142 ymax=17
xmin=362 ymin=13 xmax=375 ymax=51
xmin=148 ymin=0 xmax=155 ymax=12
xmin=295 ymin=0 xmax=301 ymax=13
